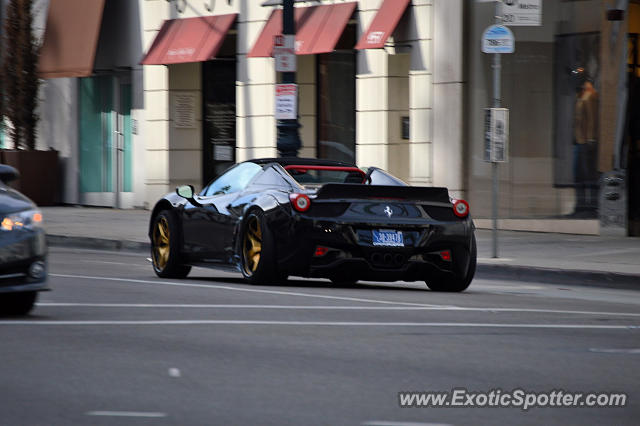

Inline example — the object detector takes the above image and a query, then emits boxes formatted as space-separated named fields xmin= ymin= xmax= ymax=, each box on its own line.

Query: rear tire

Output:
xmin=241 ymin=210 xmax=279 ymax=285
xmin=0 ymin=291 xmax=37 ymax=316
xmin=426 ymin=234 xmax=476 ymax=292
xmin=151 ymin=210 xmax=191 ymax=278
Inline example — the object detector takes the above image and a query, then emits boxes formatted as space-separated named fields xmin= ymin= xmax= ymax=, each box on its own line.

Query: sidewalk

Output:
xmin=41 ymin=206 xmax=640 ymax=289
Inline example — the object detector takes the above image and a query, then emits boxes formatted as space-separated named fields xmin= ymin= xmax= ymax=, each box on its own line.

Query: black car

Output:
xmin=149 ymin=158 xmax=476 ymax=292
xmin=0 ymin=165 xmax=48 ymax=315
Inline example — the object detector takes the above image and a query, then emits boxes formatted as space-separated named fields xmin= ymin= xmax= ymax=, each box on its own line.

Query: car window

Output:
xmin=201 ymin=162 xmax=263 ymax=196
xmin=367 ymin=168 xmax=408 ymax=186
xmin=248 ymin=166 xmax=294 ymax=190
xmin=288 ymin=169 xmax=364 ymax=185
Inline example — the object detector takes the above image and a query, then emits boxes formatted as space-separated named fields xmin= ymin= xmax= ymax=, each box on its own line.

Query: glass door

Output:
xmin=79 ymin=75 xmax=113 ymax=206
xmin=203 ymin=60 xmax=236 ymax=187
xmin=78 ymin=74 xmax=133 ymax=207
xmin=317 ymin=52 xmax=356 ymax=163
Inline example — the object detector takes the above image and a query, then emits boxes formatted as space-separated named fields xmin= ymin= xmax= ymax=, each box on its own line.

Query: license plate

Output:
xmin=372 ymin=229 xmax=404 ymax=247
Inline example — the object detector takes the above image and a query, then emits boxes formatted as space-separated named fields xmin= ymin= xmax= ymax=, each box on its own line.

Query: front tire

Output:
xmin=241 ymin=210 xmax=279 ymax=285
xmin=151 ymin=210 xmax=191 ymax=278
xmin=426 ymin=234 xmax=477 ymax=292
xmin=0 ymin=291 xmax=37 ymax=316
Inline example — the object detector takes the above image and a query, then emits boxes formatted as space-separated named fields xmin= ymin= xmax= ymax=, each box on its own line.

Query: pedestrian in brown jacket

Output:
xmin=571 ymin=79 xmax=599 ymax=217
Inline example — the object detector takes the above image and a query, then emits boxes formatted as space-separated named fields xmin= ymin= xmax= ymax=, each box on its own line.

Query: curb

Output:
xmin=46 ymin=235 xmax=150 ymax=253
xmin=46 ymin=234 xmax=640 ymax=291
xmin=476 ymin=264 xmax=640 ymax=290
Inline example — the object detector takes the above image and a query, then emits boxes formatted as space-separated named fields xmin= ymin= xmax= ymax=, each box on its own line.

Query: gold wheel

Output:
xmin=243 ymin=215 xmax=262 ymax=274
xmin=152 ymin=216 xmax=170 ymax=270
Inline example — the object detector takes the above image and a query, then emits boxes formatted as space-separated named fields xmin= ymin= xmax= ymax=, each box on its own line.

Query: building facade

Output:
xmin=140 ymin=0 xmax=464 ymax=209
xmin=28 ymin=0 xmax=639 ymax=235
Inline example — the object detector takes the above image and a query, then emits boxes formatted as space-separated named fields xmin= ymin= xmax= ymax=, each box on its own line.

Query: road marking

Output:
xmin=50 ymin=274 xmax=449 ymax=308
xmin=80 ymin=260 xmax=147 ymax=267
xmin=470 ymin=284 xmax=543 ymax=290
xmin=363 ymin=422 xmax=452 ymax=426
xmin=589 ymin=348 xmax=640 ymax=354
xmin=86 ymin=411 xmax=166 ymax=418
xmin=35 ymin=303 xmax=640 ymax=318
xmin=1 ymin=320 xmax=638 ymax=329
xmin=168 ymin=368 xmax=181 ymax=377
xmin=564 ymin=248 xmax=640 ymax=258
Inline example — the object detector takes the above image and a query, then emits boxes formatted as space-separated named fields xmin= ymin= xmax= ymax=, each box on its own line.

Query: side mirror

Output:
xmin=0 ymin=164 xmax=19 ymax=183
xmin=176 ymin=184 xmax=202 ymax=207
xmin=176 ymin=185 xmax=195 ymax=199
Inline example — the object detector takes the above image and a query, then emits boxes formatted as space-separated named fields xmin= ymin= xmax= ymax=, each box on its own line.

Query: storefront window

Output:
xmin=628 ymin=2 xmax=640 ymax=235
xmin=554 ymin=32 xmax=600 ymax=218
xmin=468 ymin=0 xmax=630 ymax=225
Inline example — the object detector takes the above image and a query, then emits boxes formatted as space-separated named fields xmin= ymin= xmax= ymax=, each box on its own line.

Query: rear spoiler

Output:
xmin=314 ymin=184 xmax=451 ymax=204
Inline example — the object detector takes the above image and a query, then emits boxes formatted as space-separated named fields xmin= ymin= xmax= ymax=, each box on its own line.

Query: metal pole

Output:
xmin=491 ymin=2 xmax=501 ymax=258
xmin=276 ymin=0 xmax=301 ymax=157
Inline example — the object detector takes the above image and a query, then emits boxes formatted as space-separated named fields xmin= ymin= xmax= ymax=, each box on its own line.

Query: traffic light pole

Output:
xmin=276 ymin=0 xmax=301 ymax=157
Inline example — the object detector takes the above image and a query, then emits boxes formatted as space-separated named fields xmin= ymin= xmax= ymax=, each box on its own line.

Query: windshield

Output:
xmin=201 ymin=162 xmax=263 ymax=196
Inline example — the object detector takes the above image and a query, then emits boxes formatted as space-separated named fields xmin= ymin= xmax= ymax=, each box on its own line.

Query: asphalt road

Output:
xmin=1 ymin=247 xmax=639 ymax=426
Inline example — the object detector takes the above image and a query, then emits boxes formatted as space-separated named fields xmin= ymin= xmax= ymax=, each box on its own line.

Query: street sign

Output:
xmin=275 ymin=84 xmax=297 ymax=120
xmin=481 ymin=25 xmax=515 ymax=54
xmin=500 ymin=0 xmax=542 ymax=26
xmin=484 ymin=108 xmax=509 ymax=163
xmin=274 ymin=34 xmax=296 ymax=72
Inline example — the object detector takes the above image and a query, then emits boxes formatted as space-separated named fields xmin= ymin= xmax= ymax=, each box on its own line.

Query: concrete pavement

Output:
xmin=41 ymin=206 xmax=640 ymax=289
xmin=3 ymin=248 xmax=639 ymax=425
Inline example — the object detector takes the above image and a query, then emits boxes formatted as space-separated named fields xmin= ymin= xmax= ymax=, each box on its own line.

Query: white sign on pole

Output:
xmin=484 ymin=108 xmax=509 ymax=163
xmin=275 ymin=84 xmax=297 ymax=120
xmin=481 ymin=25 xmax=515 ymax=54
xmin=274 ymin=34 xmax=296 ymax=73
xmin=500 ymin=0 xmax=542 ymax=26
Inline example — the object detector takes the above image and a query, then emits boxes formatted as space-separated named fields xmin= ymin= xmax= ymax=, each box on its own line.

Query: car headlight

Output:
xmin=1 ymin=209 xmax=43 ymax=231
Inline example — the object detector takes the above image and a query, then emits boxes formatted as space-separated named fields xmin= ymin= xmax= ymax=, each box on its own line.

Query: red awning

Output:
xmin=248 ymin=2 xmax=356 ymax=57
xmin=141 ymin=14 xmax=237 ymax=65
xmin=38 ymin=0 xmax=106 ymax=78
xmin=355 ymin=0 xmax=410 ymax=50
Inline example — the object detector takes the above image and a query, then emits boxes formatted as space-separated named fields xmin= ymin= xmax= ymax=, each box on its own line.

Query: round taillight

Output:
xmin=290 ymin=193 xmax=311 ymax=212
xmin=452 ymin=199 xmax=470 ymax=218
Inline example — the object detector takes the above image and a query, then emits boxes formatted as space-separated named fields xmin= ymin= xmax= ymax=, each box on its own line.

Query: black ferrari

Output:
xmin=149 ymin=158 xmax=476 ymax=292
